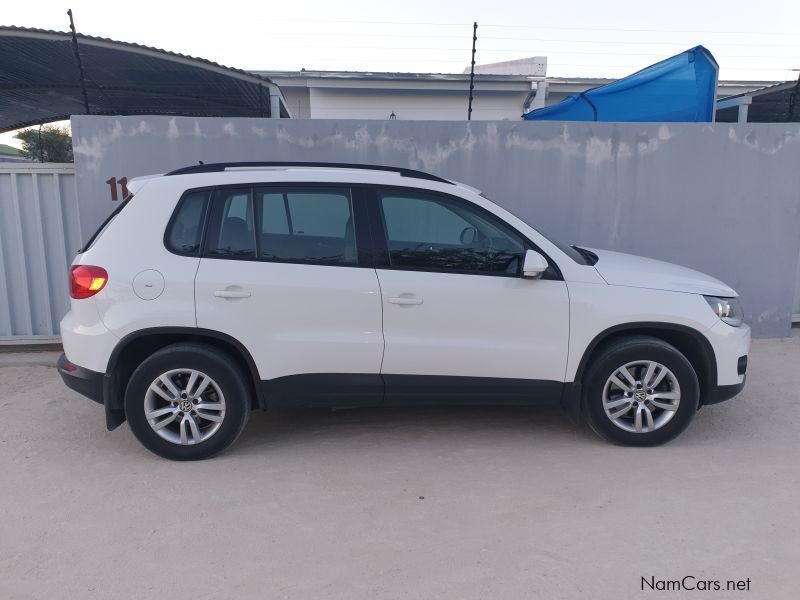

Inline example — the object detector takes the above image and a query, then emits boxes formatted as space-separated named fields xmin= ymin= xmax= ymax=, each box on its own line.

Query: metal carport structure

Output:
xmin=716 ymin=80 xmax=800 ymax=123
xmin=0 ymin=26 xmax=291 ymax=133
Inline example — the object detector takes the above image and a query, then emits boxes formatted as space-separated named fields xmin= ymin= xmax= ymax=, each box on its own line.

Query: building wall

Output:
xmin=281 ymin=88 xmax=312 ymax=119
xmin=307 ymin=87 xmax=528 ymax=120
xmin=262 ymin=72 xmax=777 ymax=122
xmin=70 ymin=116 xmax=800 ymax=337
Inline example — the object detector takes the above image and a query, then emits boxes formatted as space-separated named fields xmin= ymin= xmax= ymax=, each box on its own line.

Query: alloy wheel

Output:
xmin=143 ymin=368 xmax=226 ymax=445
xmin=602 ymin=360 xmax=681 ymax=434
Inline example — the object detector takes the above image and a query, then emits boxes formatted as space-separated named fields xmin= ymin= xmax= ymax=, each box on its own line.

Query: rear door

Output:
xmin=370 ymin=187 xmax=570 ymax=403
xmin=194 ymin=184 xmax=384 ymax=404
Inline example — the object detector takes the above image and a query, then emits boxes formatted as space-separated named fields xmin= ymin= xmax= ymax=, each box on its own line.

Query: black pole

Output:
xmin=38 ymin=124 xmax=44 ymax=162
xmin=467 ymin=22 xmax=477 ymax=120
xmin=67 ymin=9 xmax=91 ymax=114
xmin=788 ymin=70 xmax=800 ymax=122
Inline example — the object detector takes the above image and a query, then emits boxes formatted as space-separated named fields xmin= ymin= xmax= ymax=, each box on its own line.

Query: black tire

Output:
xmin=583 ymin=335 xmax=699 ymax=446
xmin=125 ymin=343 xmax=251 ymax=460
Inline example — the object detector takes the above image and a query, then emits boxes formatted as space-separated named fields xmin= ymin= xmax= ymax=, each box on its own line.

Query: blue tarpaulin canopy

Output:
xmin=524 ymin=46 xmax=718 ymax=122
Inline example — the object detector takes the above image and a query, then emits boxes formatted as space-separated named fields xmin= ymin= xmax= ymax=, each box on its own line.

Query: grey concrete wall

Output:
xmin=794 ymin=253 xmax=800 ymax=320
xmin=71 ymin=116 xmax=800 ymax=337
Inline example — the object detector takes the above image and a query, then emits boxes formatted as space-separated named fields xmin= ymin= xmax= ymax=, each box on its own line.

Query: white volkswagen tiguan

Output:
xmin=58 ymin=162 xmax=750 ymax=460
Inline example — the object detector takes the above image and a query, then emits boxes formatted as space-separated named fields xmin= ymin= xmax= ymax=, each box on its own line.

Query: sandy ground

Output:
xmin=1 ymin=334 xmax=798 ymax=600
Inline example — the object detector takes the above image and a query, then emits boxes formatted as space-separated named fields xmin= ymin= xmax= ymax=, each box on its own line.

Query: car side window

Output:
xmin=206 ymin=188 xmax=256 ymax=257
xmin=255 ymin=187 xmax=357 ymax=264
xmin=378 ymin=191 xmax=526 ymax=275
xmin=165 ymin=190 xmax=210 ymax=256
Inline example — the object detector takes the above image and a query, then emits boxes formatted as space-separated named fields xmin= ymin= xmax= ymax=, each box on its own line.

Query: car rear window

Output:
xmin=165 ymin=190 xmax=212 ymax=255
xmin=255 ymin=187 xmax=356 ymax=264
xmin=202 ymin=186 xmax=357 ymax=265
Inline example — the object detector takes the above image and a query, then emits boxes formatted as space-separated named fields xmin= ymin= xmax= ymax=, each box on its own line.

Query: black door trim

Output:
xmin=382 ymin=374 xmax=563 ymax=406
xmin=260 ymin=373 xmax=385 ymax=408
xmin=259 ymin=373 xmax=563 ymax=409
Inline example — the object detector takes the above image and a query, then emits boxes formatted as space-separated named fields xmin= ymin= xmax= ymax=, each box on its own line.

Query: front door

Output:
xmin=371 ymin=188 xmax=570 ymax=403
xmin=194 ymin=184 xmax=384 ymax=405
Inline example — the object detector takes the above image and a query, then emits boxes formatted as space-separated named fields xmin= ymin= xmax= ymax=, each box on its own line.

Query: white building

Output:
xmin=255 ymin=59 xmax=776 ymax=121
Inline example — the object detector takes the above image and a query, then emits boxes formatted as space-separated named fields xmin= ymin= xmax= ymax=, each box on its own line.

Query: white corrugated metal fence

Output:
xmin=0 ymin=163 xmax=80 ymax=344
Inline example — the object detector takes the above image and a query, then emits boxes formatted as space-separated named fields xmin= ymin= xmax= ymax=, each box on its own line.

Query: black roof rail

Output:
xmin=164 ymin=161 xmax=452 ymax=184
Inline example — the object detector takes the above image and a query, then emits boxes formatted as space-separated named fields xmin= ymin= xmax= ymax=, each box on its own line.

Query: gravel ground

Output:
xmin=1 ymin=333 xmax=798 ymax=600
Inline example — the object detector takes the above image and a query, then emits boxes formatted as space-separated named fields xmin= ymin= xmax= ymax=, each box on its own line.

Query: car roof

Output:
xmin=132 ymin=163 xmax=481 ymax=195
xmin=164 ymin=161 xmax=452 ymax=184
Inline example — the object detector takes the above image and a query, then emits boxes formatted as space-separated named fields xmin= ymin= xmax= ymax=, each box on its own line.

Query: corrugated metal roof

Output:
xmin=255 ymin=69 xmax=543 ymax=83
xmin=256 ymin=70 xmax=778 ymax=88
xmin=718 ymin=79 xmax=796 ymax=101
xmin=0 ymin=26 xmax=290 ymax=133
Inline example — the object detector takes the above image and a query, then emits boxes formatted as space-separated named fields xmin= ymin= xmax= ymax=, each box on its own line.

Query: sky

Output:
xmin=3 ymin=0 xmax=799 ymax=146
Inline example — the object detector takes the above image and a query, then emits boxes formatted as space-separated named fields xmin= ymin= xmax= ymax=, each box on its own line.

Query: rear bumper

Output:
xmin=58 ymin=354 xmax=126 ymax=430
xmin=57 ymin=353 xmax=103 ymax=405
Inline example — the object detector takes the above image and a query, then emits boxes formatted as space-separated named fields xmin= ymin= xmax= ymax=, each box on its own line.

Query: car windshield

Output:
xmin=480 ymin=194 xmax=594 ymax=265
xmin=535 ymin=225 xmax=595 ymax=265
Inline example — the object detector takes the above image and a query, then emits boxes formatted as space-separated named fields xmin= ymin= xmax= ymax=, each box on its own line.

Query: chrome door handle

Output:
xmin=387 ymin=296 xmax=423 ymax=306
xmin=213 ymin=290 xmax=251 ymax=299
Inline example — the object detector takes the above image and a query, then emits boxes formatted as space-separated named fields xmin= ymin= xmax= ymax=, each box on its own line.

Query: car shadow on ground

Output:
xmin=223 ymin=392 xmax=762 ymax=458
xmin=229 ymin=405 xmax=602 ymax=456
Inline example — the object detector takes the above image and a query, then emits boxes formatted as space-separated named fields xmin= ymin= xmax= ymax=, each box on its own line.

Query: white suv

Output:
xmin=58 ymin=162 xmax=750 ymax=460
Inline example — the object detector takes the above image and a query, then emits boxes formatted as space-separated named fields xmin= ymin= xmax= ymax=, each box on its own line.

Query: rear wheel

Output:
xmin=584 ymin=336 xmax=699 ymax=446
xmin=125 ymin=343 xmax=251 ymax=460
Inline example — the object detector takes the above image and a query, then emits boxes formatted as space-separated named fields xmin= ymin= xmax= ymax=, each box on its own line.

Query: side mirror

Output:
xmin=459 ymin=226 xmax=478 ymax=245
xmin=522 ymin=249 xmax=548 ymax=279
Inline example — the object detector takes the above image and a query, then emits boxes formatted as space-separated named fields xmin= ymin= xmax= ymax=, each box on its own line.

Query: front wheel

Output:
xmin=125 ymin=343 xmax=251 ymax=460
xmin=584 ymin=336 xmax=699 ymax=446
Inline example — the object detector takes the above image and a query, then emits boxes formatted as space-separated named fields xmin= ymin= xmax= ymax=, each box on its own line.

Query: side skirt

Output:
xmin=260 ymin=373 xmax=564 ymax=409
xmin=261 ymin=374 xmax=384 ymax=409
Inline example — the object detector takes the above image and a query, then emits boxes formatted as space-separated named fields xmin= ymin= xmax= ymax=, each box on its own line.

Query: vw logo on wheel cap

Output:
xmin=633 ymin=390 xmax=648 ymax=401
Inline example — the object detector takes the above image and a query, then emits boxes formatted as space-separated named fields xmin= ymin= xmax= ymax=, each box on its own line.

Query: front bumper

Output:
xmin=706 ymin=375 xmax=746 ymax=405
xmin=706 ymin=321 xmax=750 ymax=386
xmin=701 ymin=320 xmax=750 ymax=406
xmin=58 ymin=353 xmax=103 ymax=405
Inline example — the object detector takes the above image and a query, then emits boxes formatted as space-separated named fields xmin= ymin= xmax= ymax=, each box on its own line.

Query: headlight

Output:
xmin=704 ymin=296 xmax=744 ymax=327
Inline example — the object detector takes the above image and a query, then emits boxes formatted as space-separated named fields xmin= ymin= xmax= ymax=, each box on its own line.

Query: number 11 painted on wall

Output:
xmin=105 ymin=177 xmax=129 ymax=201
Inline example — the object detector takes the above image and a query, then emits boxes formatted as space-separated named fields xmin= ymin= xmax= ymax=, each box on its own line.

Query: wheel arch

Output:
xmin=104 ymin=327 xmax=265 ymax=427
xmin=564 ymin=322 xmax=717 ymax=419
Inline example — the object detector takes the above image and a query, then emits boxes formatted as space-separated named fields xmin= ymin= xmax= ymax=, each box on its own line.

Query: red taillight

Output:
xmin=70 ymin=265 xmax=108 ymax=299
